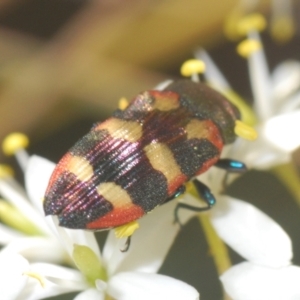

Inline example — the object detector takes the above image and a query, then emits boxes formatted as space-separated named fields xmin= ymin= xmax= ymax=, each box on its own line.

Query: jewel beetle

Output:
xmin=44 ymin=79 xmax=250 ymax=232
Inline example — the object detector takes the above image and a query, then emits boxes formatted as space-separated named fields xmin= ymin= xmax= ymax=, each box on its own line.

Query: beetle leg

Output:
xmin=120 ymin=236 xmax=132 ymax=252
xmin=215 ymin=158 xmax=247 ymax=189
xmin=163 ymin=185 xmax=186 ymax=204
xmin=215 ymin=158 xmax=247 ymax=173
xmin=174 ymin=179 xmax=216 ymax=227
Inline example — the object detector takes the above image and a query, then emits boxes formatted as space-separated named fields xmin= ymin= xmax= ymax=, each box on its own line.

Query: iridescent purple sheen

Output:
xmin=44 ymin=80 xmax=240 ymax=229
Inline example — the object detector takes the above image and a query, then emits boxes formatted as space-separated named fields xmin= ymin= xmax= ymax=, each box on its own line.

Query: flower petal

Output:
xmin=221 ymin=262 xmax=300 ymax=300
xmin=210 ymin=196 xmax=292 ymax=267
xmin=103 ymin=197 xmax=198 ymax=276
xmin=1 ymin=237 xmax=65 ymax=263
xmin=271 ymin=60 xmax=300 ymax=102
xmin=25 ymin=155 xmax=56 ymax=215
xmin=30 ymin=262 xmax=87 ymax=289
xmin=0 ymin=252 xmax=29 ymax=299
xmin=229 ymin=133 xmax=289 ymax=170
xmin=0 ymin=176 xmax=48 ymax=235
xmin=0 ymin=223 xmax=24 ymax=244
xmin=50 ymin=216 xmax=101 ymax=262
xmin=19 ymin=277 xmax=82 ymax=300
xmin=19 ymin=263 xmax=87 ymax=300
xmin=74 ymin=289 xmax=105 ymax=300
xmin=108 ymin=272 xmax=199 ymax=300
xmin=263 ymin=110 xmax=300 ymax=152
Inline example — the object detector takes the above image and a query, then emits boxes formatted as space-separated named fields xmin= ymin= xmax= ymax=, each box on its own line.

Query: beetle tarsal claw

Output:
xmin=114 ymin=220 xmax=139 ymax=239
xmin=234 ymin=120 xmax=258 ymax=141
xmin=120 ymin=236 xmax=132 ymax=252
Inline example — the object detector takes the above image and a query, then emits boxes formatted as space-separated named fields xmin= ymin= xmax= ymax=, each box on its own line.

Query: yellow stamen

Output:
xmin=2 ymin=133 xmax=29 ymax=156
xmin=234 ymin=120 xmax=257 ymax=141
xmin=114 ymin=220 xmax=139 ymax=238
xmin=23 ymin=271 xmax=45 ymax=287
xmin=222 ymin=89 xmax=257 ymax=126
xmin=0 ymin=164 xmax=14 ymax=178
xmin=118 ymin=97 xmax=129 ymax=110
xmin=271 ymin=16 xmax=295 ymax=43
xmin=185 ymin=181 xmax=206 ymax=203
xmin=180 ymin=59 xmax=205 ymax=77
xmin=186 ymin=181 xmax=205 ymax=200
xmin=198 ymin=214 xmax=231 ymax=275
xmin=237 ymin=39 xmax=262 ymax=58
xmin=189 ymin=182 xmax=232 ymax=275
xmin=272 ymin=163 xmax=300 ymax=208
xmin=185 ymin=181 xmax=195 ymax=195
xmin=236 ymin=13 xmax=266 ymax=36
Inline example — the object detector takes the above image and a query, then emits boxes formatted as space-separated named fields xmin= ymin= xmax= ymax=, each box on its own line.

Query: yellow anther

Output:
xmin=23 ymin=271 xmax=45 ymax=287
xmin=198 ymin=214 xmax=231 ymax=274
xmin=114 ymin=220 xmax=139 ymax=238
xmin=271 ymin=16 xmax=295 ymax=43
xmin=236 ymin=13 xmax=266 ymax=36
xmin=118 ymin=97 xmax=129 ymax=110
xmin=237 ymin=39 xmax=261 ymax=58
xmin=234 ymin=120 xmax=257 ymax=141
xmin=181 ymin=59 xmax=205 ymax=77
xmin=2 ymin=133 xmax=29 ymax=156
xmin=0 ymin=164 xmax=14 ymax=178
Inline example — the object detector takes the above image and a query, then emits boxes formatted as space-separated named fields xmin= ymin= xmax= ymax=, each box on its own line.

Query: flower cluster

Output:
xmin=1 ymin=13 xmax=300 ymax=300
xmin=196 ymin=13 xmax=300 ymax=299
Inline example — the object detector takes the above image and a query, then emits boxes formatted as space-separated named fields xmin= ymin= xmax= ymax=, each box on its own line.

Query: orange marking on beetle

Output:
xmin=94 ymin=118 xmax=142 ymax=143
xmin=149 ymin=90 xmax=180 ymax=111
xmin=87 ymin=205 xmax=144 ymax=229
xmin=45 ymin=153 xmax=73 ymax=194
xmin=46 ymin=154 xmax=94 ymax=196
xmin=185 ymin=119 xmax=223 ymax=150
xmin=195 ymin=156 xmax=220 ymax=175
xmin=167 ymin=173 xmax=187 ymax=196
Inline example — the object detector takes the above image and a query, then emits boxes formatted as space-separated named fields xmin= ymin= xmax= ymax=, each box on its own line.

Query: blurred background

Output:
xmin=2 ymin=0 xmax=298 ymax=159
xmin=0 ymin=0 xmax=300 ymax=299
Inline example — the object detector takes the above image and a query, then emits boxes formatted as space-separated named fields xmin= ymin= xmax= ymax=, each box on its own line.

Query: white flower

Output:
xmin=0 ymin=165 xmax=66 ymax=264
xmin=1 ymin=155 xmax=199 ymax=300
